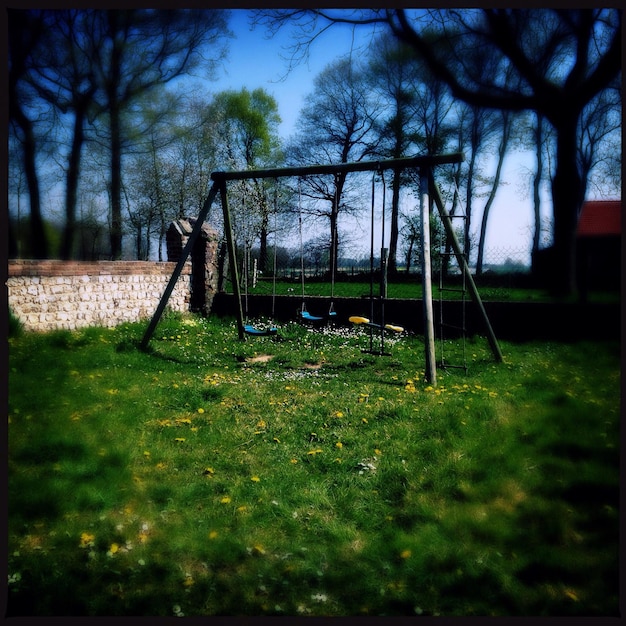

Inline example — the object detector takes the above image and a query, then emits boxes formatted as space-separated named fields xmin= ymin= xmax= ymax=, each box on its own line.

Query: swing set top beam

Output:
xmin=210 ymin=153 xmax=464 ymax=183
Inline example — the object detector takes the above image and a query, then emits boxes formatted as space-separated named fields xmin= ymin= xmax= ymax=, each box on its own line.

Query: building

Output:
xmin=576 ymin=199 xmax=621 ymax=299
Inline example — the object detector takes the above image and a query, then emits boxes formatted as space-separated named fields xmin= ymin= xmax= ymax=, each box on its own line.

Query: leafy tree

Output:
xmin=209 ymin=88 xmax=283 ymax=273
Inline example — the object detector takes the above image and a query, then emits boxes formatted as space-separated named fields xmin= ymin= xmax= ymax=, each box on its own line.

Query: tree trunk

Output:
xmin=61 ymin=107 xmax=87 ymax=259
xmin=330 ymin=174 xmax=345 ymax=279
xmin=388 ymin=169 xmax=401 ymax=274
xmin=532 ymin=113 xmax=544 ymax=258
xmin=551 ymin=115 xmax=584 ymax=296
xmin=108 ymin=11 xmax=123 ymax=260
xmin=476 ymin=112 xmax=511 ymax=275
xmin=109 ymin=100 xmax=123 ymax=260
xmin=14 ymin=107 xmax=48 ymax=259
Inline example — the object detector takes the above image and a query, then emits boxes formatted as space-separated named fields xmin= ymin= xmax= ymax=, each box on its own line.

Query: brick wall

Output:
xmin=7 ymin=260 xmax=192 ymax=332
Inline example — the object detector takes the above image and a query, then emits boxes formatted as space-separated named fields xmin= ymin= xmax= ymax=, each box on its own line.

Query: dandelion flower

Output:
xmin=197 ymin=407 xmax=205 ymax=414
xmin=208 ymin=530 xmax=218 ymax=540
xmin=251 ymin=476 xmax=261 ymax=482
xmin=400 ymin=549 xmax=412 ymax=559
xmin=79 ymin=532 xmax=95 ymax=548
xmin=220 ymin=496 xmax=231 ymax=504
xmin=335 ymin=442 xmax=343 ymax=449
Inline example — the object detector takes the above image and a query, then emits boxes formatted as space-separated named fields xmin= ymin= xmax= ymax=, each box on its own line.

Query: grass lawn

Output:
xmin=7 ymin=313 xmax=620 ymax=616
xmin=240 ymin=276 xmax=620 ymax=303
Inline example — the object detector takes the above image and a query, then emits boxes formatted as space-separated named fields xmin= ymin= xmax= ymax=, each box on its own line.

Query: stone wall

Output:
xmin=7 ymin=260 xmax=191 ymax=332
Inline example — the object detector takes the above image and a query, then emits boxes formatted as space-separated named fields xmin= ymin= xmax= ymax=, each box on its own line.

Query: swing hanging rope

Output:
xmin=242 ymin=182 xmax=277 ymax=337
xmin=348 ymin=168 xmax=403 ymax=337
xmin=297 ymin=177 xmax=336 ymax=323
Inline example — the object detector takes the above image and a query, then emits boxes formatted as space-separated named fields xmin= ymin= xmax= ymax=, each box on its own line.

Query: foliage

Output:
xmin=8 ymin=315 xmax=619 ymax=615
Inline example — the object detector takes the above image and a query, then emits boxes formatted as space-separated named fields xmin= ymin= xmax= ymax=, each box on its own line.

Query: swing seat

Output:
xmin=349 ymin=316 xmax=403 ymax=333
xmin=349 ymin=316 xmax=369 ymax=325
xmin=244 ymin=324 xmax=277 ymax=337
xmin=299 ymin=310 xmax=337 ymax=323
xmin=300 ymin=311 xmax=324 ymax=322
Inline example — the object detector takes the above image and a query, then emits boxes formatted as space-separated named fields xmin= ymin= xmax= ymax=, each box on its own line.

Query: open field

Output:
xmin=7 ymin=313 xmax=620 ymax=616
xmin=236 ymin=276 xmax=620 ymax=304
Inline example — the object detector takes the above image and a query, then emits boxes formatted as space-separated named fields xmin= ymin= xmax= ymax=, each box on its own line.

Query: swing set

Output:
xmin=141 ymin=153 xmax=503 ymax=385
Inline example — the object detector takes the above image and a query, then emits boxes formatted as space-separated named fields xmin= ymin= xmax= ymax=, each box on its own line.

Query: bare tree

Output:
xmin=8 ymin=10 xmax=49 ymax=258
xmin=254 ymin=8 xmax=621 ymax=295
xmin=89 ymin=9 xmax=230 ymax=259
xmin=25 ymin=10 xmax=104 ymax=259
xmin=289 ymin=57 xmax=380 ymax=278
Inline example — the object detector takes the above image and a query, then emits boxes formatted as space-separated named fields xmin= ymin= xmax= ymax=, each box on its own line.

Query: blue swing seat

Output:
xmin=244 ymin=324 xmax=278 ymax=337
xmin=300 ymin=310 xmax=337 ymax=323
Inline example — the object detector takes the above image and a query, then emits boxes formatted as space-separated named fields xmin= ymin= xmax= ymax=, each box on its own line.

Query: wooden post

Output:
xmin=219 ymin=180 xmax=246 ymax=340
xmin=420 ymin=168 xmax=437 ymax=386
xmin=140 ymin=181 xmax=220 ymax=349
xmin=429 ymin=172 xmax=503 ymax=363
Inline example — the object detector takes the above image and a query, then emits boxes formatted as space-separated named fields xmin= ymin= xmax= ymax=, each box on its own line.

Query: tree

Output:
xmin=209 ymin=88 xmax=283 ymax=273
xmin=475 ymin=109 xmax=515 ymax=275
xmin=8 ymin=10 xmax=49 ymax=258
xmin=289 ymin=57 xmax=380 ymax=278
xmin=387 ymin=8 xmax=621 ymax=294
xmin=365 ymin=33 xmax=455 ymax=274
xmin=254 ymin=8 xmax=621 ymax=295
xmin=89 ymin=9 xmax=229 ymax=259
xmin=26 ymin=10 xmax=103 ymax=259
xmin=576 ymin=77 xmax=622 ymax=201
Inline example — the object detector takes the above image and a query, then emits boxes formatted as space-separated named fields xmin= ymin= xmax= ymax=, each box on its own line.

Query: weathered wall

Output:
xmin=7 ymin=260 xmax=191 ymax=332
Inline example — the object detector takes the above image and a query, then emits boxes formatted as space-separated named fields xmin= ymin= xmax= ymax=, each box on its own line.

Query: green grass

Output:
xmin=238 ymin=276 xmax=619 ymax=303
xmin=8 ymin=313 xmax=620 ymax=616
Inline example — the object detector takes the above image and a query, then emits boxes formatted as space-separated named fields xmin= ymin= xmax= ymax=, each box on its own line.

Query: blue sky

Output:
xmin=205 ymin=9 xmax=551 ymax=265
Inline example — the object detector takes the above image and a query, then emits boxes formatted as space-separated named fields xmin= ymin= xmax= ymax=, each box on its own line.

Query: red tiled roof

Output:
xmin=576 ymin=200 xmax=621 ymax=237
